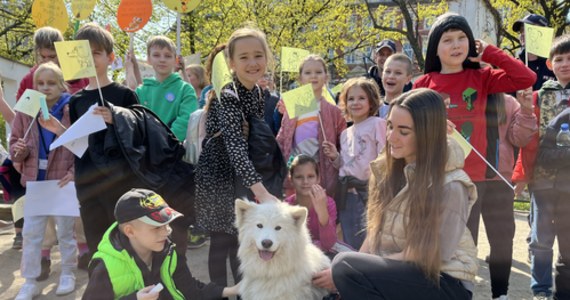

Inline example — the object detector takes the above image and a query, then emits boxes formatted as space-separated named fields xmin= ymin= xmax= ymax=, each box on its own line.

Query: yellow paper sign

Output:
xmin=331 ymin=82 xmax=344 ymax=95
xmin=281 ymin=47 xmax=310 ymax=73
xmin=524 ymin=23 xmax=554 ymax=58
xmin=54 ymin=40 xmax=96 ymax=81
xmin=72 ymin=0 xmax=97 ymax=20
xmin=31 ymin=0 xmax=69 ymax=33
xmin=211 ymin=52 xmax=233 ymax=99
xmin=282 ymin=84 xmax=319 ymax=118
xmin=15 ymin=89 xmax=45 ymax=117
xmin=163 ymin=0 xmax=201 ymax=13
xmin=11 ymin=196 xmax=25 ymax=223
xmin=450 ymin=129 xmax=472 ymax=159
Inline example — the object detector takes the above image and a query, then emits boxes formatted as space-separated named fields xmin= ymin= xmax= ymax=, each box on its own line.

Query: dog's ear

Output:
xmin=290 ymin=205 xmax=308 ymax=228
xmin=235 ymin=198 xmax=254 ymax=227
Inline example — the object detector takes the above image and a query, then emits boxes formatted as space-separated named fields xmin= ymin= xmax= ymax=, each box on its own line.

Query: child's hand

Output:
xmin=93 ymin=106 xmax=113 ymax=124
xmin=322 ymin=141 xmax=338 ymax=161
xmin=58 ymin=173 xmax=73 ymax=188
xmin=13 ymin=138 xmax=29 ymax=157
xmin=468 ymin=39 xmax=488 ymax=63
xmin=222 ymin=283 xmax=240 ymax=297
xmin=310 ymin=184 xmax=329 ymax=226
xmin=516 ymin=87 xmax=534 ymax=110
xmin=276 ymin=99 xmax=286 ymax=114
xmin=38 ymin=115 xmax=67 ymax=136
xmin=514 ymin=181 xmax=527 ymax=199
xmin=136 ymin=285 xmax=159 ymax=300
xmin=446 ymin=119 xmax=456 ymax=135
xmin=176 ymin=55 xmax=186 ymax=72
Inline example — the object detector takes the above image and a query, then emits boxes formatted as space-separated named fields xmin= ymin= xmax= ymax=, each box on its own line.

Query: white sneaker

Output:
xmin=533 ymin=293 xmax=552 ymax=300
xmin=55 ymin=275 xmax=75 ymax=295
xmin=15 ymin=282 xmax=39 ymax=300
xmin=493 ymin=295 xmax=509 ymax=300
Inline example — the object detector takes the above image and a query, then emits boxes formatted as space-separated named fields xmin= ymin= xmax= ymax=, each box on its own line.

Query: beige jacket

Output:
xmin=369 ymin=138 xmax=478 ymax=283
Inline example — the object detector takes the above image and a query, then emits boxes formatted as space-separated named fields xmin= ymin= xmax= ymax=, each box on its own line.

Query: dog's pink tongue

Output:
xmin=259 ymin=250 xmax=274 ymax=261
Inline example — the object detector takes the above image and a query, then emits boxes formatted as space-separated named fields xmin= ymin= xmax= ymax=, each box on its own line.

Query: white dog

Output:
xmin=235 ymin=199 xmax=331 ymax=300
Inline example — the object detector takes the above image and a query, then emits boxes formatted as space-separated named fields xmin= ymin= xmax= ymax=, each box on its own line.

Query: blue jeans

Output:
xmin=339 ymin=192 xmax=365 ymax=250
xmin=530 ymin=189 xmax=570 ymax=298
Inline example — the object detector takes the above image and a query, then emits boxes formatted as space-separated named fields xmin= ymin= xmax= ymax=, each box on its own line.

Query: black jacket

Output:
xmin=91 ymin=104 xmax=195 ymax=218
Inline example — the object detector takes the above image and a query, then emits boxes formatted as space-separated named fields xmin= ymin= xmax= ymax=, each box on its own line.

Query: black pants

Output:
xmin=208 ymin=232 xmax=241 ymax=287
xmin=332 ymin=252 xmax=472 ymax=300
xmin=466 ymin=181 xmax=515 ymax=298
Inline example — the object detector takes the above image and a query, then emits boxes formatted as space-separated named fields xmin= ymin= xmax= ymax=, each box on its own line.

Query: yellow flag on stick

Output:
xmin=281 ymin=47 xmax=310 ymax=72
xmin=54 ymin=40 xmax=96 ymax=81
xmin=211 ymin=52 xmax=233 ymax=99
xmin=282 ymin=84 xmax=319 ymax=118
xmin=331 ymin=83 xmax=344 ymax=95
xmin=524 ymin=23 xmax=554 ymax=58
xmin=15 ymin=89 xmax=45 ymax=117
xmin=450 ymin=128 xmax=472 ymax=159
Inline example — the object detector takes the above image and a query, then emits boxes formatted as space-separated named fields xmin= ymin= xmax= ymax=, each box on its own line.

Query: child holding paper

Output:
xmin=276 ymin=54 xmax=346 ymax=197
xmin=10 ymin=62 xmax=77 ymax=299
xmin=67 ymin=23 xmax=139 ymax=257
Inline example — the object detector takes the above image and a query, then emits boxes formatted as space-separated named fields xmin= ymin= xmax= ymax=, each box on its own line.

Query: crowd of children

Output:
xmin=0 ymin=9 xmax=568 ymax=300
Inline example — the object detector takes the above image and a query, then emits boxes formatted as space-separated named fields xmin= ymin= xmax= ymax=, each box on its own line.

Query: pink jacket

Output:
xmin=276 ymin=98 xmax=346 ymax=197
xmin=490 ymin=94 xmax=537 ymax=181
xmin=9 ymin=106 xmax=74 ymax=187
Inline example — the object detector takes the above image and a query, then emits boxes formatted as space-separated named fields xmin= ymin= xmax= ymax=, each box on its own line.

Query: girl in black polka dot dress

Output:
xmin=195 ymin=27 xmax=279 ymax=287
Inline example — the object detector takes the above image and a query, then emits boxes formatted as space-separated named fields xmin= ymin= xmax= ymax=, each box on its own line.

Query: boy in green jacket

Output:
xmin=83 ymin=188 xmax=238 ymax=300
xmin=135 ymin=36 xmax=198 ymax=141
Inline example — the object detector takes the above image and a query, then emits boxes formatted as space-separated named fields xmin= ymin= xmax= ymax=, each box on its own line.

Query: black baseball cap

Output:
xmin=115 ymin=188 xmax=182 ymax=226
xmin=512 ymin=14 xmax=548 ymax=32
xmin=375 ymin=39 xmax=396 ymax=54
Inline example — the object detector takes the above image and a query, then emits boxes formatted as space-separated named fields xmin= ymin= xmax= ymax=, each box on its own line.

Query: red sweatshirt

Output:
xmin=414 ymin=45 xmax=536 ymax=182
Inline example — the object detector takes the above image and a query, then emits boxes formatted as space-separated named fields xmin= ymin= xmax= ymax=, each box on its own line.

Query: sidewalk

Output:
xmin=0 ymin=211 xmax=559 ymax=299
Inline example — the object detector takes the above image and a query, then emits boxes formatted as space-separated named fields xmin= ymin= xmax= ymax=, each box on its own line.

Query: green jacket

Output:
xmin=136 ymin=73 xmax=197 ymax=140
xmin=91 ymin=223 xmax=184 ymax=300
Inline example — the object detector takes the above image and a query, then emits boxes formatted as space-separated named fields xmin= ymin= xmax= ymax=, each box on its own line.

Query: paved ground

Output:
xmin=0 ymin=211 xmax=559 ymax=299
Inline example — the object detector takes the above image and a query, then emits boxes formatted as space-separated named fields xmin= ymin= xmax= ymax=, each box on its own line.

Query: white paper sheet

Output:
xmin=24 ymin=181 xmax=80 ymax=217
xmin=50 ymin=105 xmax=107 ymax=157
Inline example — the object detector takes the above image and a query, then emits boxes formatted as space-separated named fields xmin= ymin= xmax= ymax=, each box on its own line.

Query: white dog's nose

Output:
xmin=262 ymin=239 xmax=273 ymax=249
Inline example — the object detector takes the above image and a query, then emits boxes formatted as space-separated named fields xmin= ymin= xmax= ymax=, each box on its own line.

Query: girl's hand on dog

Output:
xmin=222 ymin=283 xmax=240 ymax=297
xmin=310 ymin=184 xmax=329 ymax=226
xmin=312 ymin=268 xmax=337 ymax=292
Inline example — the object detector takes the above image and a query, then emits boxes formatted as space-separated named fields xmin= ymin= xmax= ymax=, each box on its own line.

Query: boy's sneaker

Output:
xmin=12 ymin=234 xmax=23 ymax=250
xmin=77 ymin=253 xmax=90 ymax=270
xmin=533 ymin=293 xmax=552 ymax=300
xmin=187 ymin=234 xmax=207 ymax=249
xmin=493 ymin=295 xmax=509 ymax=300
xmin=55 ymin=275 xmax=76 ymax=295
xmin=15 ymin=282 xmax=39 ymax=300
xmin=36 ymin=258 xmax=51 ymax=281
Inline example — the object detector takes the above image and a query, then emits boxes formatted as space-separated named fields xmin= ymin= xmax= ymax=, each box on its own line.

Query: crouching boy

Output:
xmin=83 ymin=188 xmax=238 ymax=300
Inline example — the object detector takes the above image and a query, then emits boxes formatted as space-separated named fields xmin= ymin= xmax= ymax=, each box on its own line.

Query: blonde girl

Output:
xmin=11 ymin=62 xmax=77 ymax=298
xmin=195 ymin=27 xmax=279 ymax=287
xmin=276 ymin=54 xmax=346 ymax=197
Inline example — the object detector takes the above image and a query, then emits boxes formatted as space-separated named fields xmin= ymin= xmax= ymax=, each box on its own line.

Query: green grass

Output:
xmin=514 ymin=199 xmax=531 ymax=212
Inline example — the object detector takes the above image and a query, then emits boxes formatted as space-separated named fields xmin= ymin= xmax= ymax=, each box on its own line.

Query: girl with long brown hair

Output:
xmin=313 ymin=88 xmax=478 ymax=299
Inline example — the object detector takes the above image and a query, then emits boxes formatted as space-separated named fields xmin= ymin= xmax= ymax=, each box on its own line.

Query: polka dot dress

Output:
xmin=195 ymin=80 xmax=264 ymax=234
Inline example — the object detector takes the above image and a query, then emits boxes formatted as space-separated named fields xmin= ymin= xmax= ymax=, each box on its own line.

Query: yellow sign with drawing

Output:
xmin=54 ymin=40 xmax=96 ymax=81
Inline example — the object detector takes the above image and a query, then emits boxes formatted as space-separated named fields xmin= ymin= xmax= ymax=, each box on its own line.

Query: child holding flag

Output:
xmin=276 ymin=55 xmax=346 ymax=197
xmin=11 ymin=62 xmax=77 ymax=299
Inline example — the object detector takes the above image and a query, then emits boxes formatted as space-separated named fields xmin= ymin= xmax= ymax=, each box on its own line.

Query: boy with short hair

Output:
xmin=378 ymin=53 xmax=413 ymax=118
xmin=83 ymin=188 xmax=238 ymax=300
xmin=512 ymin=34 xmax=570 ymax=299
xmin=69 ymin=23 xmax=139 ymax=257
xmin=135 ymin=36 xmax=198 ymax=141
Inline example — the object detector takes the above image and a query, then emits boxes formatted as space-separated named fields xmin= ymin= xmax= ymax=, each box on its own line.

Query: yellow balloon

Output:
xmin=72 ymin=0 xmax=98 ymax=20
xmin=32 ymin=0 xmax=69 ymax=33
xmin=162 ymin=0 xmax=201 ymax=13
